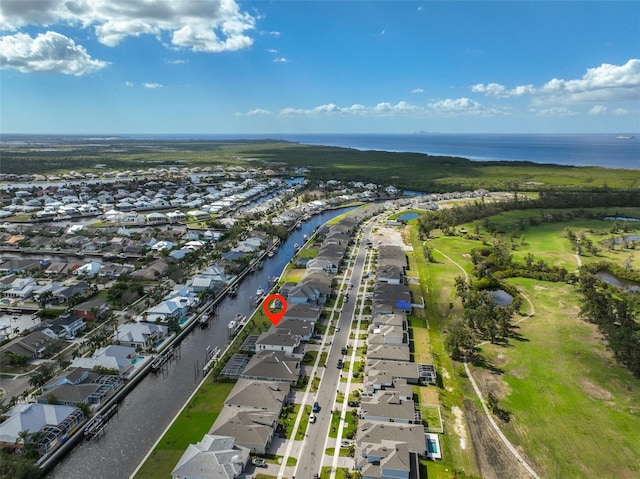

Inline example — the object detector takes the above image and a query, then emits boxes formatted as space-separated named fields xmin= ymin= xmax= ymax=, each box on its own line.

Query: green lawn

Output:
xmin=473 ymin=278 xmax=640 ymax=478
xmin=426 ymin=209 xmax=640 ymax=478
xmin=133 ymin=381 xmax=234 ymax=479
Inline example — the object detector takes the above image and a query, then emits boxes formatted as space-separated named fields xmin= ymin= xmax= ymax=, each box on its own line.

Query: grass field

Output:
xmin=477 ymin=278 xmax=640 ymax=478
xmin=407 ymin=226 xmax=480 ymax=478
xmin=133 ymin=381 xmax=234 ymax=479
xmin=422 ymin=208 xmax=640 ymax=478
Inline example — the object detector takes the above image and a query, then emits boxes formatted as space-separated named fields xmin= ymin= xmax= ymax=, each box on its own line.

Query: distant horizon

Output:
xmin=2 ymin=131 xmax=638 ymax=138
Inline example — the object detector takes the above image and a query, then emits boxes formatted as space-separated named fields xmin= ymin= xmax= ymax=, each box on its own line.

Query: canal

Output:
xmin=46 ymin=206 xmax=355 ymax=479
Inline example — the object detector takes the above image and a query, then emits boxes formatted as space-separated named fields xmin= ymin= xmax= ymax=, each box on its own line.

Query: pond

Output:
xmin=614 ymin=235 xmax=640 ymax=244
xmin=604 ymin=216 xmax=640 ymax=222
xmin=488 ymin=289 xmax=514 ymax=306
xmin=397 ymin=212 xmax=419 ymax=221
xmin=596 ymin=271 xmax=640 ymax=293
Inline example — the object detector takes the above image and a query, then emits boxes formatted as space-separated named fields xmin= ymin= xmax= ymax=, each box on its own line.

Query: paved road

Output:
xmin=292 ymin=217 xmax=377 ymax=479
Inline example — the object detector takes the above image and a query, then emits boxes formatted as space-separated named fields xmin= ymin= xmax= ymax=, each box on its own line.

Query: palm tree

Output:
xmin=16 ymin=429 xmax=30 ymax=447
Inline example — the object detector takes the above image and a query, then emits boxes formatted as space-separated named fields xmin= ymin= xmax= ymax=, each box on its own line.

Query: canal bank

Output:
xmin=45 ymin=206 xmax=357 ymax=479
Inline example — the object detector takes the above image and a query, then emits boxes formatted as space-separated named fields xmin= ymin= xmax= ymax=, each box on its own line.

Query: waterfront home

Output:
xmin=71 ymin=344 xmax=137 ymax=376
xmin=255 ymin=330 xmax=301 ymax=355
xmin=0 ymin=403 xmax=85 ymax=456
xmin=224 ymin=379 xmax=291 ymax=413
xmin=114 ymin=322 xmax=169 ymax=349
xmin=209 ymin=409 xmax=277 ymax=456
xmin=73 ymin=261 xmax=102 ymax=278
xmin=2 ymin=277 xmax=38 ymax=299
xmin=37 ymin=368 xmax=121 ymax=407
xmin=239 ymin=350 xmax=300 ymax=383
xmin=171 ymin=434 xmax=250 ymax=479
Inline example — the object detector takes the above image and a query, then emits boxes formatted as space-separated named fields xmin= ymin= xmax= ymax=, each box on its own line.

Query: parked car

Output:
xmin=348 ymin=400 xmax=360 ymax=407
xmin=337 ymin=360 xmax=343 ymax=369
xmin=335 ymin=326 xmax=341 ymax=332
xmin=252 ymin=458 xmax=267 ymax=468
xmin=349 ymin=283 xmax=354 ymax=289
xmin=341 ymin=347 xmax=347 ymax=355
xmin=340 ymin=440 xmax=351 ymax=448
xmin=309 ymin=412 xmax=316 ymax=423
xmin=313 ymin=401 xmax=320 ymax=412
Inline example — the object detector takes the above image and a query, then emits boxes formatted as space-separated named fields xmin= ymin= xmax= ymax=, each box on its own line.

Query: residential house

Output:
xmin=282 ymin=303 xmax=322 ymax=323
xmin=209 ymin=408 xmax=277 ymax=455
xmin=171 ymin=434 xmax=250 ymax=479
xmin=360 ymin=391 xmax=417 ymax=424
xmin=71 ymin=344 xmax=137 ymax=376
xmin=3 ymin=331 xmax=57 ymax=359
xmin=74 ymin=297 xmax=110 ymax=320
xmin=37 ymin=368 xmax=121 ymax=407
xmin=115 ymin=322 xmax=169 ymax=349
xmin=255 ymin=330 xmax=301 ymax=355
xmin=276 ymin=319 xmax=315 ymax=342
xmin=2 ymin=277 xmax=38 ymax=299
xmin=224 ymin=379 xmax=291 ymax=412
xmin=367 ymin=324 xmax=408 ymax=345
xmin=43 ymin=313 xmax=85 ymax=340
xmin=286 ymin=284 xmax=321 ymax=305
xmin=73 ymin=261 xmax=102 ymax=278
xmin=367 ymin=344 xmax=411 ymax=362
xmin=239 ymin=350 xmax=300 ymax=383
xmin=0 ymin=403 xmax=85 ymax=456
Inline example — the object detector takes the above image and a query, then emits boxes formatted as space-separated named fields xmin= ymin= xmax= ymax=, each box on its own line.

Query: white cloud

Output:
xmin=266 ymin=48 xmax=277 ymax=53
xmin=540 ymin=59 xmax=640 ymax=102
xmin=166 ymin=59 xmax=187 ymax=64
xmin=125 ymin=81 xmax=134 ymax=87
xmin=0 ymin=0 xmax=256 ymax=53
xmin=612 ymin=107 xmax=629 ymax=115
xmin=411 ymin=88 xmax=424 ymax=94
xmin=473 ymin=59 xmax=639 ymax=105
xmin=0 ymin=31 xmax=108 ymax=75
xmin=273 ymin=57 xmax=288 ymax=63
xmin=240 ymin=101 xmax=425 ymax=117
xmin=588 ymin=105 xmax=608 ymax=116
xmin=143 ymin=82 xmax=163 ymax=89
xmin=428 ymin=97 xmax=484 ymax=113
xmin=529 ymin=107 xmax=577 ymax=117
xmin=246 ymin=108 xmax=271 ymax=116
xmin=472 ymin=82 xmax=535 ymax=98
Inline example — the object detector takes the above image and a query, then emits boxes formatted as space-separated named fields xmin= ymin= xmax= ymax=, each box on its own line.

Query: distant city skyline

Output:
xmin=1 ymin=1 xmax=639 ymax=135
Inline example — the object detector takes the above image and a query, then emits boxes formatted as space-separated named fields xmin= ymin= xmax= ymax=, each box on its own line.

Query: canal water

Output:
xmin=47 ymin=206 xmax=355 ymax=479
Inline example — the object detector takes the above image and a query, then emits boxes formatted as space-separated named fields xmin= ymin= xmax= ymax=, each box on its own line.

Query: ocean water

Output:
xmin=271 ymin=133 xmax=639 ymax=169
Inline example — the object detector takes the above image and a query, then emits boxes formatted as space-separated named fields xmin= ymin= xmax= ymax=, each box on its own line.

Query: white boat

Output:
xmin=616 ymin=135 xmax=634 ymax=139
xmin=303 ymin=234 xmax=308 ymax=240
xmin=294 ymin=243 xmax=300 ymax=250
xmin=256 ymin=286 xmax=265 ymax=297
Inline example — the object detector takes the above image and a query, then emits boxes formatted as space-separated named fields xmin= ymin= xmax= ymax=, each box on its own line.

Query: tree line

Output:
xmin=578 ymin=271 xmax=640 ymax=377
xmin=417 ymin=188 xmax=640 ymax=239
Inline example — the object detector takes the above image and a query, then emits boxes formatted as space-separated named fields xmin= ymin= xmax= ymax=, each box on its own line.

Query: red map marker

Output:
xmin=263 ymin=294 xmax=287 ymax=326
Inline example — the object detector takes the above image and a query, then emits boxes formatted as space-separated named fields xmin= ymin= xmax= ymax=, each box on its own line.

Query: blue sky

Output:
xmin=1 ymin=1 xmax=639 ymax=134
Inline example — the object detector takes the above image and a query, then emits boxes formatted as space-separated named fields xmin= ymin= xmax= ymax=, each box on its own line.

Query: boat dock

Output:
xmin=84 ymin=403 xmax=118 ymax=440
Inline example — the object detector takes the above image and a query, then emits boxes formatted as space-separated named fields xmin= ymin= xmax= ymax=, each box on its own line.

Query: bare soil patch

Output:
xmin=371 ymin=226 xmax=407 ymax=248
xmin=580 ymin=379 xmax=613 ymax=400
xmin=463 ymin=399 xmax=533 ymax=479
xmin=451 ymin=405 xmax=468 ymax=450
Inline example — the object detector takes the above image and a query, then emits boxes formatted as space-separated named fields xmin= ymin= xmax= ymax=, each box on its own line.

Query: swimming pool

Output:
xmin=425 ymin=433 xmax=442 ymax=460
xmin=132 ymin=356 xmax=145 ymax=365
